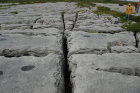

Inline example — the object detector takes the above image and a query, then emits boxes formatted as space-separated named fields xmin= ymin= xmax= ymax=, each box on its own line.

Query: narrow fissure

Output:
xmin=61 ymin=12 xmax=66 ymax=32
xmin=61 ymin=13 xmax=72 ymax=93
xmin=134 ymin=33 xmax=138 ymax=48
xmin=71 ymin=11 xmax=79 ymax=31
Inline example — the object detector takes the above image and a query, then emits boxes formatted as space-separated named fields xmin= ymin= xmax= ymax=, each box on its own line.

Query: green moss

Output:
xmin=0 ymin=8 xmax=6 ymax=9
xmin=127 ymin=22 xmax=140 ymax=35
xmin=93 ymin=6 xmax=127 ymax=22
xmin=119 ymin=4 xmax=123 ymax=6
xmin=107 ymin=17 xmax=111 ymax=20
xmin=76 ymin=2 xmax=96 ymax=9
xmin=10 ymin=11 xmax=18 ymax=14
xmin=94 ymin=6 xmax=140 ymax=34
xmin=130 ymin=15 xmax=140 ymax=22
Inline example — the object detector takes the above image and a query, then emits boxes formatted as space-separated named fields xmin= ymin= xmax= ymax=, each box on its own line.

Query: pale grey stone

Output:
xmin=0 ymin=17 xmax=23 ymax=24
xmin=0 ymin=34 xmax=62 ymax=57
xmin=73 ymin=26 xmax=124 ymax=33
xmin=67 ymin=31 xmax=135 ymax=56
xmin=111 ymin=46 xmax=139 ymax=53
xmin=0 ymin=28 xmax=62 ymax=36
xmin=111 ymin=17 xmax=120 ymax=24
xmin=32 ymin=23 xmax=51 ymax=29
xmin=1 ymin=24 xmax=32 ymax=30
xmin=69 ymin=53 xmax=140 ymax=93
xmin=0 ymin=53 xmax=64 ymax=93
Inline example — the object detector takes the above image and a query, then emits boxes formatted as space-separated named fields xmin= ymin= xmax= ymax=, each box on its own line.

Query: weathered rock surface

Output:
xmin=0 ymin=2 xmax=140 ymax=93
xmin=0 ymin=34 xmax=62 ymax=57
xmin=67 ymin=31 xmax=136 ymax=56
xmin=136 ymin=32 xmax=140 ymax=52
xmin=0 ymin=53 xmax=64 ymax=93
xmin=0 ymin=28 xmax=62 ymax=36
xmin=69 ymin=53 xmax=140 ymax=93
xmin=71 ymin=12 xmax=124 ymax=33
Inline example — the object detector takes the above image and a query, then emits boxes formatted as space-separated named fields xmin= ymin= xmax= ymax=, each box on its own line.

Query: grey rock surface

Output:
xmin=0 ymin=2 xmax=140 ymax=93
xmin=69 ymin=53 xmax=140 ymax=93
xmin=0 ymin=53 xmax=64 ymax=93
xmin=72 ymin=12 xmax=124 ymax=33
xmin=111 ymin=46 xmax=139 ymax=53
xmin=67 ymin=31 xmax=136 ymax=56
xmin=0 ymin=34 xmax=62 ymax=57
xmin=0 ymin=28 xmax=62 ymax=36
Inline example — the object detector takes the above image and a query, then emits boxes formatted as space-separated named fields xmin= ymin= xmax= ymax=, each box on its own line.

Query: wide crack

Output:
xmin=61 ymin=12 xmax=73 ymax=93
xmin=63 ymin=36 xmax=72 ymax=93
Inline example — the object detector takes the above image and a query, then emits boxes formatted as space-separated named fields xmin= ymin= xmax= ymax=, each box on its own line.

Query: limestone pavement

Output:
xmin=0 ymin=2 xmax=140 ymax=93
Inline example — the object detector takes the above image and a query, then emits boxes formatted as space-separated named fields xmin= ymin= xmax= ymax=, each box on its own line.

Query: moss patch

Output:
xmin=10 ymin=11 xmax=18 ymax=14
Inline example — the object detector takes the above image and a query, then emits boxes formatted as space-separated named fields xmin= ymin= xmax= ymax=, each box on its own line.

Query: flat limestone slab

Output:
xmin=0 ymin=28 xmax=62 ymax=36
xmin=67 ymin=31 xmax=136 ymax=56
xmin=0 ymin=53 xmax=64 ymax=93
xmin=69 ymin=53 xmax=140 ymax=93
xmin=0 ymin=34 xmax=62 ymax=57
xmin=0 ymin=17 xmax=23 ymax=24
xmin=73 ymin=26 xmax=123 ymax=33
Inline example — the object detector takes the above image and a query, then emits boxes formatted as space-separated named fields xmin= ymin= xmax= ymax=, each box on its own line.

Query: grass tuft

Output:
xmin=119 ymin=4 xmax=123 ymax=6
xmin=127 ymin=22 xmax=140 ymax=35
xmin=93 ymin=6 xmax=127 ymax=22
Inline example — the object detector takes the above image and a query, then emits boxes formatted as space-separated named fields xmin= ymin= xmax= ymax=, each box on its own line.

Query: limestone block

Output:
xmin=0 ymin=34 xmax=62 ymax=57
xmin=67 ymin=31 xmax=135 ymax=56
xmin=69 ymin=53 xmax=140 ymax=93
xmin=73 ymin=26 xmax=124 ymax=33
xmin=0 ymin=17 xmax=23 ymax=24
xmin=0 ymin=28 xmax=62 ymax=36
xmin=0 ymin=53 xmax=64 ymax=93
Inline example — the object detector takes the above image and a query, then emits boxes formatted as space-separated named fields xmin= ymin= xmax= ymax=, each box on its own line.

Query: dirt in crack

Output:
xmin=63 ymin=37 xmax=72 ymax=93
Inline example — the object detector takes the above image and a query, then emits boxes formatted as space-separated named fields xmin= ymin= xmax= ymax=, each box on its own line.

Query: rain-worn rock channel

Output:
xmin=0 ymin=2 xmax=140 ymax=93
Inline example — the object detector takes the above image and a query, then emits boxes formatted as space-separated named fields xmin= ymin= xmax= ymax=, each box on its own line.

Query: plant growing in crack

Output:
xmin=10 ymin=11 xmax=19 ymax=14
xmin=61 ymin=11 xmax=65 ymax=16
xmin=107 ymin=17 xmax=111 ymax=20
xmin=76 ymin=2 xmax=96 ymax=9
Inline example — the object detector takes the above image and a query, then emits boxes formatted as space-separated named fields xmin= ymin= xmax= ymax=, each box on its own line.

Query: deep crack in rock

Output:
xmin=61 ymin=12 xmax=72 ymax=93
